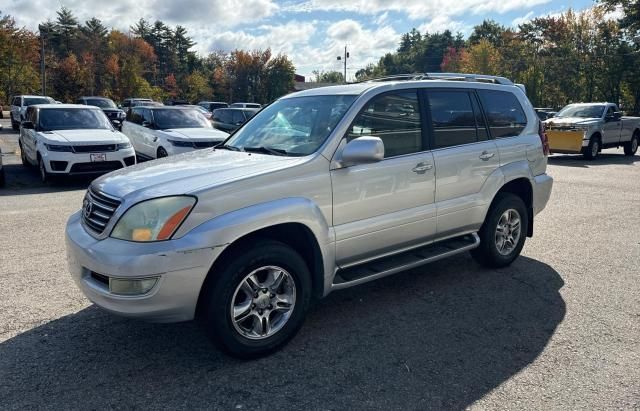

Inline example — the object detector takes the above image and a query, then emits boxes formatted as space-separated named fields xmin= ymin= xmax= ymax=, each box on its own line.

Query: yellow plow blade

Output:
xmin=546 ymin=130 xmax=585 ymax=153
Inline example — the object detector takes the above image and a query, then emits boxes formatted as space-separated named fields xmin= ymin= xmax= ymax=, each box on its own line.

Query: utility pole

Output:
xmin=336 ymin=45 xmax=349 ymax=83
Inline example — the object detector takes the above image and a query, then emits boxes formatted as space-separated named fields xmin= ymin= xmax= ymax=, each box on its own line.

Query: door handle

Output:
xmin=479 ymin=151 xmax=495 ymax=161
xmin=412 ymin=162 xmax=433 ymax=174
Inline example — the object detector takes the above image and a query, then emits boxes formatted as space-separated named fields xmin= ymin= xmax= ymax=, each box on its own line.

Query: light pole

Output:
xmin=38 ymin=26 xmax=47 ymax=95
xmin=336 ymin=45 xmax=349 ymax=83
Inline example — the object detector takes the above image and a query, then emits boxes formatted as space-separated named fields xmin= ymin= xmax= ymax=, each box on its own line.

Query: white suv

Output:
xmin=10 ymin=95 xmax=55 ymax=130
xmin=121 ymin=106 xmax=228 ymax=159
xmin=19 ymin=104 xmax=136 ymax=182
xmin=66 ymin=73 xmax=553 ymax=358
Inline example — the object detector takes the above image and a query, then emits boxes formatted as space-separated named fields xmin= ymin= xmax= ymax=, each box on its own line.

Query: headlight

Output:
xmin=45 ymin=143 xmax=73 ymax=152
xmin=116 ymin=142 xmax=131 ymax=150
xmin=111 ymin=196 xmax=197 ymax=242
xmin=168 ymin=139 xmax=194 ymax=148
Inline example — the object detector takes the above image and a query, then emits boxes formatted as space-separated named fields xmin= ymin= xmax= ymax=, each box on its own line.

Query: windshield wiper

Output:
xmin=243 ymin=146 xmax=288 ymax=156
xmin=217 ymin=144 xmax=243 ymax=152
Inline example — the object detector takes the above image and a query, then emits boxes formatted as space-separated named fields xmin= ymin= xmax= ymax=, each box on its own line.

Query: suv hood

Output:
xmin=39 ymin=129 xmax=128 ymax=144
xmin=92 ymin=149 xmax=308 ymax=199
xmin=159 ymin=128 xmax=228 ymax=141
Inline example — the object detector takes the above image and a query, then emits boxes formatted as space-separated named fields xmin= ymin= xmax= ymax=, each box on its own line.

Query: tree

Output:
xmin=599 ymin=0 xmax=640 ymax=34
xmin=469 ymin=20 xmax=506 ymax=46
xmin=459 ymin=39 xmax=503 ymax=75
xmin=312 ymin=70 xmax=344 ymax=83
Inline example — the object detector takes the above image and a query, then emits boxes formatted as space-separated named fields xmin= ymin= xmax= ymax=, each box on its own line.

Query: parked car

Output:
xmin=544 ymin=102 xmax=640 ymax=159
xmin=0 ymin=146 xmax=5 ymax=187
xmin=534 ymin=108 xmax=557 ymax=121
xmin=19 ymin=104 xmax=136 ymax=183
xmin=10 ymin=95 xmax=56 ymax=130
xmin=121 ymin=98 xmax=161 ymax=109
xmin=230 ymin=102 xmax=262 ymax=109
xmin=211 ymin=107 xmax=259 ymax=132
xmin=65 ymin=73 xmax=553 ymax=358
xmin=198 ymin=101 xmax=229 ymax=112
xmin=121 ymin=106 xmax=228 ymax=159
xmin=76 ymin=96 xmax=127 ymax=130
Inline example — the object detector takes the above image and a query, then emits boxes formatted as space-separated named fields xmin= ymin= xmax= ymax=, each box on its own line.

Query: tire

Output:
xmin=157 ymin=147 xmax=168 ymax=158
xmin=10 ymin=114 xmax=19 ymax=131
xmin=471 ymin=193 xmax=529 ymax=268
xmin=0 ymin=167 xmax=5 ymax=187
xmin=583 ymin=135 xmax=600 ymax=160
xmin=38 ymin=155 xmax=49 ymax=183
xmin=19 ymin=142 xmax=30 ymax=167
xmin=199 ymin=240 xmax=312 ymax=358
xmin=623 ymin=132 xmax=639 ymax=156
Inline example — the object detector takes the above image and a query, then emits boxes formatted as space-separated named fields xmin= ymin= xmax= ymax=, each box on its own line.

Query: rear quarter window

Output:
xmin=477 ymin=90 xmax=527 ymax=138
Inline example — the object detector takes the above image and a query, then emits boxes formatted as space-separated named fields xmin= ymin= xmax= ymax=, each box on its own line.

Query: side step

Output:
xmin=331 ymin=233 xmax=480 ymax=290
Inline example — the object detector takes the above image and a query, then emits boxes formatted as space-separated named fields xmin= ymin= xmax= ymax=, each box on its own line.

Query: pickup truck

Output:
xmin=544 ymin=103 xmax=640 ymax=160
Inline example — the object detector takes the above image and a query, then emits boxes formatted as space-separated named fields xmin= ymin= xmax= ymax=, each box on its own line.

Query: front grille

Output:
xmin=193 ymin=141 xmax=219 ymax=148
xmin=82 ymin=188 xmax=121 ymax=234
xmin=70 ymin=161 xmax=123 ymax=173
xmin=72 ymin=144 xmax=117 ymax=153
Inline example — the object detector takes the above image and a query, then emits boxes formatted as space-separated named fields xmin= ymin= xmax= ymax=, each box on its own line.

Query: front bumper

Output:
xmin=546 ymin=130 xmax=588 ymax=154
xmin=65 ymin=211 xmax=222 ymax=322
xmin=42 ymin=148 xmax=136 ymax=174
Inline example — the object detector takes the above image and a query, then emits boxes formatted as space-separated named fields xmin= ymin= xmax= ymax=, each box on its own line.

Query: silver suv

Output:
xmin=65 ymin=73 xmax=553 ymax=358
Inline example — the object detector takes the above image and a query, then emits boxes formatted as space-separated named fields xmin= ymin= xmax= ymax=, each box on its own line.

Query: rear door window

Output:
xmin=427 ymin=90 xmax=483 ymax=149
xmin=348 ymin=90 xmax=423 ymax=158
xmin=216 ymin=110 xmax=232 ymax=124
xmin=477 ymin=90 xmax=527 ymax=138
xmin=129 ymin=108 xmax=143 ymax=124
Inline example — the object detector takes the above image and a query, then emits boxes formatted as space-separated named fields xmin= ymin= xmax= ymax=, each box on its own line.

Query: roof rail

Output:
xmin=363 ymin=72 xmax=514 ymax=86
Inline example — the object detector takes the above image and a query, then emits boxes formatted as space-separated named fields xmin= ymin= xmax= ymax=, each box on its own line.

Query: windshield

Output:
xmin=555 ymin=105 xmax=605 ymax=119
xmin=38 ymin=108 xmax=112 ymax=131
xmin=153 ymin=109 xmax=212 ymax=129
xmin=86 ymin=98 xmax=117 ymax=109
xmin=25 ymin=97 xmax=53 ymax=106
xmin=224 ymin=95 xmax=356 ymax=156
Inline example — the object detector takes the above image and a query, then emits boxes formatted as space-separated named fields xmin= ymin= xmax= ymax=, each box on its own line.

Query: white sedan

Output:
xmin=121 ymin=106 xmax=229 ymax=159
xmin=19 ymin=104 xmax=136 ymax=183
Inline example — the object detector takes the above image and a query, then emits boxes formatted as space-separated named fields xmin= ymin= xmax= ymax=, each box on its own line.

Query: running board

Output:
xmin=331 ymin=233 xmax=480 ymax=290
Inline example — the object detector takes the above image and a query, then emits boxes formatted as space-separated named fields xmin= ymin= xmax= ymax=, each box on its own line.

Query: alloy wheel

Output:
xmin=230 ymin=265 xmax=296 ymax=340
xmin=495 ymin=209 xmax=521 ymax=256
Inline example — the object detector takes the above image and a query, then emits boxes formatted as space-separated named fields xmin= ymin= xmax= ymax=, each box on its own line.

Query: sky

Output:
xmin=1 ymin=0 xmax=595 ymax=80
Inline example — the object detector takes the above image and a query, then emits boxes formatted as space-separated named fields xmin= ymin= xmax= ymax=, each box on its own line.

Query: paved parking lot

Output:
xmin=1 ymin=115 xmax=639 ymax=409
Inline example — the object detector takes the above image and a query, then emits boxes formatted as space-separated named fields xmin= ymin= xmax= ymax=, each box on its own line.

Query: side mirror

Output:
xmin=21 ymin=121 xmax=34 ymax=129
xmin=339 ymin=136 xmax=384 ymax=166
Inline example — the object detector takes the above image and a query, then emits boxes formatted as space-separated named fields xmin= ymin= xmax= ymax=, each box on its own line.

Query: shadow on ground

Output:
xmin=548 ymin=152 xmax=639 ymax=167
xmin=0 ymin=255 xmax=565 ymax=409
xmin=0 ymin=163 xmax=93 ymax=195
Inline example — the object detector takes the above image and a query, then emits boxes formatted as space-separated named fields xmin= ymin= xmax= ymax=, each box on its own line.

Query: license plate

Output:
xmin=90 ymin=153 xmax=107 ymax=162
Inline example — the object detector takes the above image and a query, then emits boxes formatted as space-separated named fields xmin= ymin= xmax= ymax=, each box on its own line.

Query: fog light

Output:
xmin=109 ymin=277 xmax=159 ymax=295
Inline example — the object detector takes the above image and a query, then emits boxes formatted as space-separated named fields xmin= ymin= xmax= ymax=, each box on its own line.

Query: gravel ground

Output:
xmin=0 ymin=116 xmax=638 ymax=409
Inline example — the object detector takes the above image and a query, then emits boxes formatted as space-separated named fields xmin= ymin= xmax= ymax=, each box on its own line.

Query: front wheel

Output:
xmin=583 ymin=136 xmax=600 ymax=160
xmin=38 ymin=156 xmax=49 ymax=183
xmin=623 ymin=133 xmax=639 ymax=156
xmin=199 ymin=240 xmax=312 ymax=358
xmin=471 ymin=193 xmax=529 ymax=268
xmin=157 ymin=147 xmax=168 ymax=158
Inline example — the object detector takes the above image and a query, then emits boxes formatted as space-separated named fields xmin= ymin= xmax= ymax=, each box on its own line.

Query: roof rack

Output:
xmin=363 ymin=72 xmax=514 ymax=86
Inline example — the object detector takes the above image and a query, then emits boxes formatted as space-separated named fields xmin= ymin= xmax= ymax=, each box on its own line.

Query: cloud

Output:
xmin=511 ymin=11 xmax=535 ymax=27
xmin=419 ymin=16 xmax=469 ymax=34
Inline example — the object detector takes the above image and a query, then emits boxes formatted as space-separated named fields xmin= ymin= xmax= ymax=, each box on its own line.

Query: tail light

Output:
xmin=538 ymin=120 xmax=550 ymax=156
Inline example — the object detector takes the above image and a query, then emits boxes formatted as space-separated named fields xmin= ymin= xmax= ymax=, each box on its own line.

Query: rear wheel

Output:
xmin=19 ymin=143 xmax=30 ymax=167
xmin=471 ymin=193 xmax=528 ymax=268
xmin=623 ymin=132 xmax=639 ymax=156
xmin=583 ymin=135 xmax=600 ymax=160
xmin=157 ymin=147 xmax=168 ymax=158
xmin=199 ymin=240 xmax=312 ymax=358
xmin=0 ymin=167 xmax=5 ymax=187
xmin=10 ymin=114 xmax=19 ymax=131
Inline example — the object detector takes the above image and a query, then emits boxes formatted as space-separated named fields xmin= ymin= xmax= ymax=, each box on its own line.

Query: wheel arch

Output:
xmin=492 ymin=177 xmax=534 ymax=237
xmin=195 ymin=221 xmax=326 ymax=318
